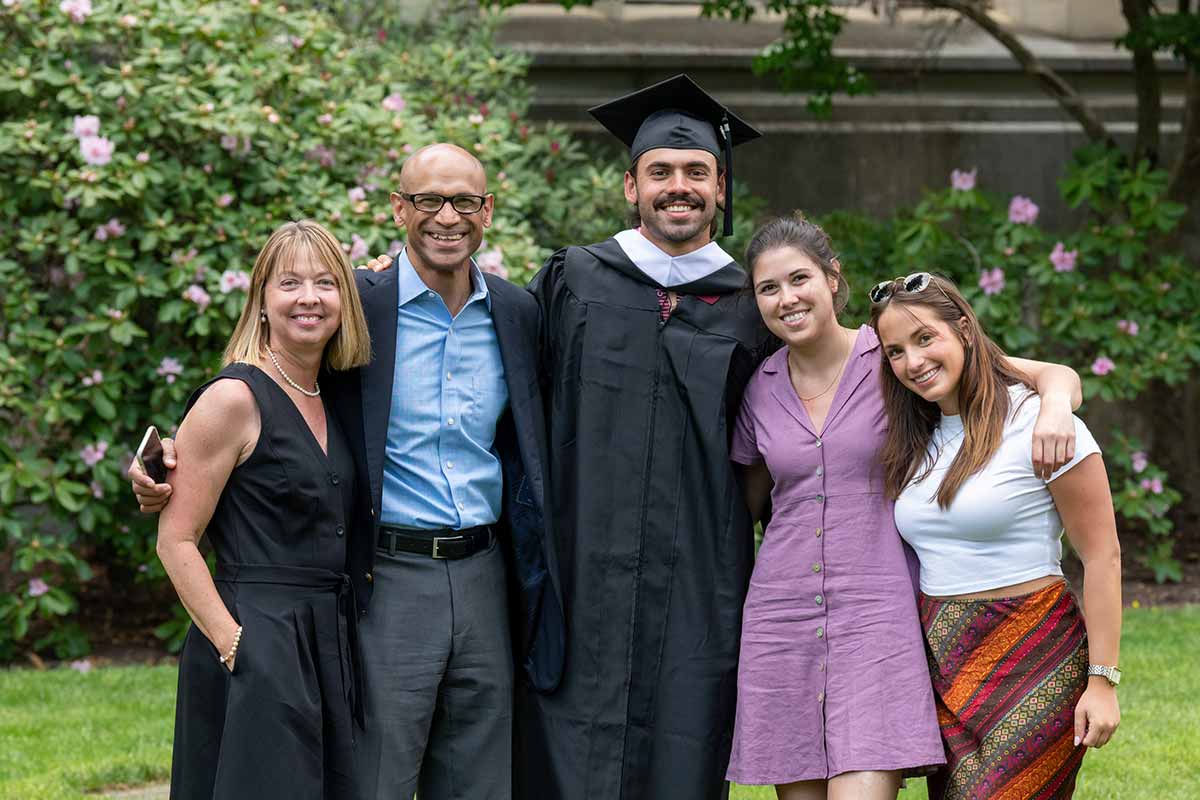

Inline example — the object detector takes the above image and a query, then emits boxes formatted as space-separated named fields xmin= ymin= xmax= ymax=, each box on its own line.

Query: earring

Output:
xmin=260 ymin=311 xmax=267 ymax=323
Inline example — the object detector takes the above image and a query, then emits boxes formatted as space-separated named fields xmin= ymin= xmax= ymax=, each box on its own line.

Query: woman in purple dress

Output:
xmin=725 ymin=214 xmax=1082 ymax=800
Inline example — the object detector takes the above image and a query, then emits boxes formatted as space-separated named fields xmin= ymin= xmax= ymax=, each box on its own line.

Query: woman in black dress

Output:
xmin=156 ymin=220 xmax=371 ymax=799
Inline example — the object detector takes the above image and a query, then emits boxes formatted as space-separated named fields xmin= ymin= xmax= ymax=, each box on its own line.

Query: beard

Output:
xmin=637 ymin=192 xmax=716 ymax=244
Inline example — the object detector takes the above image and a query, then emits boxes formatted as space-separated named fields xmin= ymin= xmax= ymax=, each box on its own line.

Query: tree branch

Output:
xmin=929 ymin=0 xmax=1117 ymax=149
xmin=1121 ymin=0 xmax=1163 ymax=164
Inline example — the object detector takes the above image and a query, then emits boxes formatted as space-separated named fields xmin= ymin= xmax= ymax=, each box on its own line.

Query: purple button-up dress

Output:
xmin=726 ymin=326 xmax=944 ymax=784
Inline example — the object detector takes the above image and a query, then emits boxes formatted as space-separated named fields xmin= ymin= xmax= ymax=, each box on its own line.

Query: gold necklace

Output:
xmin=792 ymin=329 xmax=851 ymax=402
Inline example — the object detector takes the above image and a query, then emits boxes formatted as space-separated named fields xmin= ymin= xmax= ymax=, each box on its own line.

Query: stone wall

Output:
xmin=496 ymin=4 xmax=1188 ymax=229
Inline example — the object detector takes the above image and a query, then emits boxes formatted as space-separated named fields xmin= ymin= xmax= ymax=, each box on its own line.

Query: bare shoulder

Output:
xmin=179 ymin=378 xmax=260 ymax=460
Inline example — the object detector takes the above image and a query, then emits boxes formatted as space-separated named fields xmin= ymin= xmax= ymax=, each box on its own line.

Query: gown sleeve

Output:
xmin=528 ymin=247 xmax=569 ymax=392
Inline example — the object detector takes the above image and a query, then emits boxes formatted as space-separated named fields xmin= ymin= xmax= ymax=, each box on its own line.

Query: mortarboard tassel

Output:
xmin=720 ymin=114 xmax=733 ymax=238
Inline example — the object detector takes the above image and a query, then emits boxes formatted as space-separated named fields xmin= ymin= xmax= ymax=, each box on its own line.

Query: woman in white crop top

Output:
xmin=870 ymin=273 xmax=1122 ymax=800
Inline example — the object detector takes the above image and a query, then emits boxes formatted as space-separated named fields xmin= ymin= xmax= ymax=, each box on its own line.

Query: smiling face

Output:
xmin=262 ymin=247 xmax=343 ymax=353
xmin=751 ymin=246 xmax=841 ymax=349
xmin=624 ymin=148 xmax=724 ymax=254
xmin=876 ymin=302 xmax=969 ymax=415
xmin=390 ymin=144 xmax=493 ymax=275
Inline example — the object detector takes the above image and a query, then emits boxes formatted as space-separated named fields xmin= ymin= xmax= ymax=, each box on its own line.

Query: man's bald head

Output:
xmin=398 ymin=143 xmax=487 ymax=194
xmin=390 ymin=141 xmax=494 ymax=277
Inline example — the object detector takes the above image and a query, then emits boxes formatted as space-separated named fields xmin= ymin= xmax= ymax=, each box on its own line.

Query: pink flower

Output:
xmin=72 ymin=115 xmax=100 ymax=138
xmin=216 ymin=193 xmax=234 ymax=208
xmin=978 ymin=267 xmax=1005 ymax=296
xmin=81 ymin=369 xmax=103 ymax=386
xmin=387 ymin=239 xmax=404 ymax=257
xmin=386 ymin=148 xmax=400 ymax=161
xmin=1049 ymin=242 xmax=1077 ymax=272
xmin=289 ymin=36 xmax=305 ymax=49
xmin=136 ymin=151 xmax=150 ymax=163
xmin=469 ymin=113 xmax=484 ymax=125
xmin=476 ymin=247 xmax=506 ymax=277
xmin=157 ymin=357 xmax=183 ymax=384
xmin=69 ymin=659 xmax=93 ymax=673
xmin=106 ymin=308 xmax=125 ymax=320
xmin=220 ymin=134 xmax=239 ymax=152
xmin=94 ymin=218 xmax=125 ymax=240
xmin=347 ymin=234 xmax=369 ymax=262
xmin=79 ymin=135 xmax=114 ymax=166
xmin=347 ymin=186 xmax=366 ymax=203
xmin=28 ymin=578 xmax=50 ymax=597
xmin=950 ymin=167 xmax=977 ymax=191
xmin=318 ymin=113 xmax=333 ymax=126
xmin=90 ymin=480 xmax=104 ymax=498
xmin=1091 ymin=356 xmax=1115 ymax=376
xmin=119 ymin=13 xmax=138 ymax=27
xmin=382 ymin=93 xmax=406 ymax=113
xmin=59 ymin=0 xmax=92 ymax=23
xmin=80 ymin=440 xmax=109 ymax=466
xmin=183 ymin=284 xmax=212 ymax=311
xmin=1116 ymin=319 xmax=1140 ymax=336
xmin=202 ymin=163 xmax=213 ymax=174
xmin=1007 ymin=195 xmax=1040 ymax=225
xmin=402 ymin=144 xmax=413 ymax=154
xmin=1140 ymin=478 xmax=1164 ymax=494
xmin=219 ymin=269 xmax=250 ymax=293
xmin=1131 ymin=451 xmax=1148 ymax=474
xmin=306 ymin=145 xmax=336 ymax=168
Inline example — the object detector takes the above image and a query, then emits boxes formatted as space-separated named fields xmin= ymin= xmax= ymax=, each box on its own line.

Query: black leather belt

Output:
xmin=377 ymin=525 xmax=492 ymax=560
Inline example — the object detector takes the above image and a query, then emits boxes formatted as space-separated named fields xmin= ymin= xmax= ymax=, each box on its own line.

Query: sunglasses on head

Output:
xmin=868 ymin=272 xmax=935 ymax=304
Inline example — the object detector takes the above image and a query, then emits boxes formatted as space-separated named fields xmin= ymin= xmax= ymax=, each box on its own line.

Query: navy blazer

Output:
xmin=325 ymin=267 xmax=565 ymax=693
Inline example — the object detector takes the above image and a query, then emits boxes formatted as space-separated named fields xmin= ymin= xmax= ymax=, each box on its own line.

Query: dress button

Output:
xmin=446 ymin=460 xmax=454 ymax=470
xmin=817 ymin=691 xmax=825 ymax=703
xmin=815 ymin=439 xmax=823 ymax=448
xmin=818 ymin=661 xmax=826 ymax=672
xmin=335 ymin=525 xmax=345 ymax=537
xmin=816 ymin=626 xmax=824 ymax=638
xmin=815 ymin=595 xmax=823 ymax=605
xmin=815 ymin=527 xmax=823 ymax=538
xmin=457 ymin=501 xmax=465 ymax=511
xmin=816 ymin=494 xmax=825 ymax=503
xmin=448 ymin=418 xmax=455 ymax=426
xmin=816 ymin=466 xmax=823 ymax=477
xmin=330 ymin=473 xmax=340 ymax=485
xmin=365 ymin=572 xmax=373 ymax=584
xmin=446 ymin=372 xmax=453 ymax=381
xmin=812 ymin=562 xmax=822 ymax=573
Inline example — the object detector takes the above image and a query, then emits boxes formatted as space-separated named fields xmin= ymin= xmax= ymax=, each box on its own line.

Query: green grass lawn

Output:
xmin=1 ymin=606 xmax=1197 ymax=799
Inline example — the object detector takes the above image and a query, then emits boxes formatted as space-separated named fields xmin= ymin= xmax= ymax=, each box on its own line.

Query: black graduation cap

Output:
xmin=588 ymin=74 xmax=762 ymax=237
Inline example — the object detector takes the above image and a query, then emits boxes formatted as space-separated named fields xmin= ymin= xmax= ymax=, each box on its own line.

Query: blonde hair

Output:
xmin=223 ymin=220 xmax=371 ymax=371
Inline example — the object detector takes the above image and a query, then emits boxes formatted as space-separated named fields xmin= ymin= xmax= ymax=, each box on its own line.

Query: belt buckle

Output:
xmin=432 ymin=536 xmax=450 ymax=559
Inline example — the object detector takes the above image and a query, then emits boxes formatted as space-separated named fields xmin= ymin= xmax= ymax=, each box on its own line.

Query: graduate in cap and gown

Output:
xmin=516 ymin=75 xmax=776 ymax=800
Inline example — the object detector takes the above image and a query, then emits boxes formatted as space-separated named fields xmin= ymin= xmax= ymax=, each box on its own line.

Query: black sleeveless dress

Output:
xmin=169 ymin=363 xmax=362 ymax=800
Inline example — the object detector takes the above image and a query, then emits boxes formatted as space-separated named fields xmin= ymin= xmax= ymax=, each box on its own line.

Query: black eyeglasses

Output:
xmin=868 ymin=272 xmax=935 ymax=304
xmin=399 ymin=192 xmax=489 ymax=215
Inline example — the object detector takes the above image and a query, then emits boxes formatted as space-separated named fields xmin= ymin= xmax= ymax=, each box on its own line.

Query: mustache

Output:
xmin=654 ymin=193 xmax=705 ymax=210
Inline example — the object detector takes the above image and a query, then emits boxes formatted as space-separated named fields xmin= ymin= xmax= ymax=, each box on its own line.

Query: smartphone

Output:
xmin=135 ymin=425 xmax=168 ymax=484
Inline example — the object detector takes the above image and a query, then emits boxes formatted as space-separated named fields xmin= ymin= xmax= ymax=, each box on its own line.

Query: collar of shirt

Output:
xmin=395 ymin=247 xmax=491 ymax=312
xmin=613 ymin=228 xmax=734 ymax=289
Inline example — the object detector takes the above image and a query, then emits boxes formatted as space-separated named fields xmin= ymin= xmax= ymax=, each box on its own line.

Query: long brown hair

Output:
xmin=869 ymin=274 xmax=1031 ymax=508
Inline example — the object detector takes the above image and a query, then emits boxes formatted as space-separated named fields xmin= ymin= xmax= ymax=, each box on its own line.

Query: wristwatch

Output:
xmin=1087 ymin=664 xmax=1122 ymax=687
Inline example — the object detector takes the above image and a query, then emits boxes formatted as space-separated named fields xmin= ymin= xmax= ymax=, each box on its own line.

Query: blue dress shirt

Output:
xmin=380 ymin=249 xmax=508 ymax=530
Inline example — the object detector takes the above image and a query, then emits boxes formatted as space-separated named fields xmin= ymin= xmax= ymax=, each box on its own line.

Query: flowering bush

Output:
xmin=0 ymin=0 xmax=676 ymax=660
xmin=824 ymin=144 xmax=1197 ymax=581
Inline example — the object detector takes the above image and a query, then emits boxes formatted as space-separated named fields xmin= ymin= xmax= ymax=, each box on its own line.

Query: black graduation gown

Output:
xmin=517 ymin=238 xmax=776 ymax=800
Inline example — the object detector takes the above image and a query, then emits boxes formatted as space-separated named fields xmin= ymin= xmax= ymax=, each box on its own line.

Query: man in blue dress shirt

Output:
xmin=131 ymin=143 xmax=563 ymax=800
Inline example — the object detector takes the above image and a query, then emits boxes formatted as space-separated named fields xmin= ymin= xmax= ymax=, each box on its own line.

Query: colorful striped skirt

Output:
xmin=919 ymin=581 xmax=1088 ymax=800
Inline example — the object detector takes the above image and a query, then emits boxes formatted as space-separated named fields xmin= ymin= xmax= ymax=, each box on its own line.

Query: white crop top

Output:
xmin=893 ymin=385 xmax=1101 ymax=596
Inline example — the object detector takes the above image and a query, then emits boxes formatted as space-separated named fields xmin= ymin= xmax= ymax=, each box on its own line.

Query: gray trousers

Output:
xmin=354 ymin=536 xmax=513 ymax=800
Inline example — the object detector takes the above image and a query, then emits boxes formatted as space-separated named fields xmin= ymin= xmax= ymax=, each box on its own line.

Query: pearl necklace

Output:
xmin=266 ymin=348 xmax=320 ymax=397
